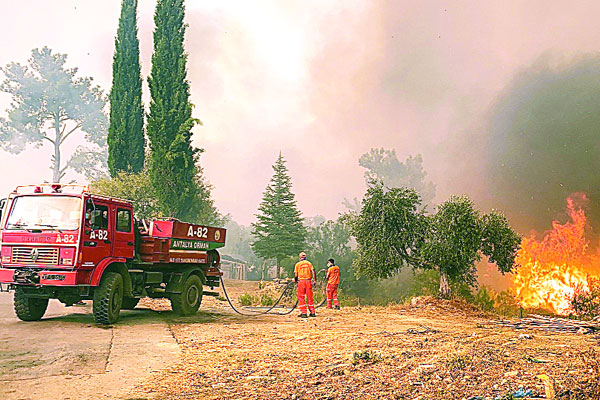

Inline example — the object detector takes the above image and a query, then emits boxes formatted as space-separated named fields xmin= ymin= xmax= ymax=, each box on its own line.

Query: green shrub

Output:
xmin=495 ymin=290 xmax=520 ymax=317
xmin=474 ymin=286 xmax=496 ymax=312
xmin=352 ymin=349 xmax=382 ymax=365
xmin=445 ymin=353 xmax=471 ymax=370
xmin=339 ymin=294 xmax=360 ymax=307
xmin=260 ymin=294 xmax=274 ymax=306
xmin=239 ymin=293 xmax=254 ymax=306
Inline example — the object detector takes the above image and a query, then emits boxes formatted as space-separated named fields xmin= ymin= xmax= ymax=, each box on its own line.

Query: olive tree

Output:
xmin=346 ymin=182 xmax=428 ymax=280
xmin=347 ymin=182 xmax=521 ymax=297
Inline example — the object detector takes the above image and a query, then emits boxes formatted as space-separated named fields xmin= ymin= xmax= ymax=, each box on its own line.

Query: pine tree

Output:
xmin=252 ymin=153 xmax=306 ymax=278
xmin=147 ymin=0 xmax=202 ymax=221
xmin=108 ymin=0 xmax=144 ymax=176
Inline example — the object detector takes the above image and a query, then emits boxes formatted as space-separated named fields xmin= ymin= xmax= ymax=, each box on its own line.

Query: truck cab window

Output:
xmin=116 ymin=209 xmax=131 ymax=232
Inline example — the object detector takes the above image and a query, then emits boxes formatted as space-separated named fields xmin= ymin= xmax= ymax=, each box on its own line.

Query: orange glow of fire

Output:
xmin=512 ymin=197 xmax=600 ymax=315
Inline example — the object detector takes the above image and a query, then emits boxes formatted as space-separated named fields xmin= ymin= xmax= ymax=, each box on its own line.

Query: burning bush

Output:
xmin=512 ymin=196 xmax=600 ymax=315
xmin=570 ymin=277 xmax=600 ymax=320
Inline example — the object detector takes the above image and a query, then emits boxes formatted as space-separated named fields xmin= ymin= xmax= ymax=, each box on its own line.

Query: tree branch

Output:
xmin=43 ymin=136 xmax=55 ymax=145
xmin=60 ymin=123 xmax=81 ymax=145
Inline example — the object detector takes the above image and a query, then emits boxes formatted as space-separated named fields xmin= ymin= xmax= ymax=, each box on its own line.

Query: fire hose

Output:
xmin=219 ymin=275 xmax=298 ymax=316
xmin=218 ymin=269 xmax=332 ymax=316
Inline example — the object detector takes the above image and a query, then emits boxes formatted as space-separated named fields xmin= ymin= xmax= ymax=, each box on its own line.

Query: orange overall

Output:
xmin=295 ymin=260 xmax=315 ymax=315
xmin=326 ymin=265 xmax=340 ymax=308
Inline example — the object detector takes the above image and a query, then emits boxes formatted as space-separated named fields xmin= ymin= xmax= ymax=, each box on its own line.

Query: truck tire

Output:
xmin=93 ymin=272 xmax=123 ymax=324
xmin=121 ymin=297 xmax=140 ymax=310
xmin=14 ymin=287 xmax=48 ymax=321
xmin=170 ymin=275 xmax=203 ymax=316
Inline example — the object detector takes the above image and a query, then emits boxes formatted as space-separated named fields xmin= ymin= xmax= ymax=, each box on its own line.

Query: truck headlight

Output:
xmin=1 ymin=246 xmax=11 ymax=263
xmin=59 ymin=247 xmax=75 ymax=265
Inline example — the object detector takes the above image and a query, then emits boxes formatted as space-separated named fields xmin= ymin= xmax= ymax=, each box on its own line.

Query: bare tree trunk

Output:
xmin=276 ymin=258 xmax=281 ymax=279
xmin=439 ymin=271 xmax=451 ymax=298
xmin=53 ymin=113 xmax=62 ymax=182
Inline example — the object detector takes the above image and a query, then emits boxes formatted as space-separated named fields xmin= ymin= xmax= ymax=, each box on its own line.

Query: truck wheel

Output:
xmin=14 ymin=287 xmax=48 ymax=321
xmin=93 ymin=272 xmax=123 ymax=324
xmin=121 ymin=298 xmax=140 ymax=310
xmin=170 ymin=275 xmax=203 ymax=316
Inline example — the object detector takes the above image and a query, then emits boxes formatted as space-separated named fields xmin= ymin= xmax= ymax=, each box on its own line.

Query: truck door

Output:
xmin=112 ymin=205 xmax=134 ymax=258
xmin=82 ymin=200 xmax=112 ymax=267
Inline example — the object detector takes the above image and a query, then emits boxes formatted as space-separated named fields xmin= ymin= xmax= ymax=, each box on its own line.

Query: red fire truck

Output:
xmin=0 ymin=183 xmax=226 ymax=324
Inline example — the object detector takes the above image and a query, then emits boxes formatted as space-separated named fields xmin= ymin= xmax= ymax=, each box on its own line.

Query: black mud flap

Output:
xmin=165 ymin=273 xmax=184 ymax=294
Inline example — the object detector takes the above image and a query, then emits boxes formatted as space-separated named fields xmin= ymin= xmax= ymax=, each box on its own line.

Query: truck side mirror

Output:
xmin=85 ymin=198 xmax=95 ymax=212
xmin=0 ymin=198 xmax=6 ymax=221
xmin=85 ymin=198 xmax=96 ymax=228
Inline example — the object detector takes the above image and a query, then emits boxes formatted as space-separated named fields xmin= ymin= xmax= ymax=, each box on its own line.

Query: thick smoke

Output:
xmin=485 ymin=55 xmax=600 ymax=234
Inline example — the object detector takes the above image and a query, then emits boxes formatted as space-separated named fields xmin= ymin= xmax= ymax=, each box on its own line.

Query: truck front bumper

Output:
xmin=0 ymin=268 xmax=79 ymax=286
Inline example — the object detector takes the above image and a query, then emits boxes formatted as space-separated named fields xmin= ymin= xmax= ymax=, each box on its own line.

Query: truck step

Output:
xmin=203 ymin=291 xmax=220 ymax=297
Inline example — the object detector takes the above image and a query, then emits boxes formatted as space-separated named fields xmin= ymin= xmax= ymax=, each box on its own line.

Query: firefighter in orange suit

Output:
xmin=295 ymin=252 xmax=316 ymax=318
xmin=326 ymin=258 xmax=341 ymax=309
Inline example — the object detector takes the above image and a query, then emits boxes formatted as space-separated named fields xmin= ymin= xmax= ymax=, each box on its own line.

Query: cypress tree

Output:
xmin=147 ymin=0 xmax=201 ymax=220
xmin=108 ymin=0 xmax=145 ymax=176
xmin=251 ymin=153 xmax=307 ymax=278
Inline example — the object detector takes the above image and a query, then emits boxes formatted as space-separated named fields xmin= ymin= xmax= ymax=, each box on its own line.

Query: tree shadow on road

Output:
xmin=37 ymin=306 xmax=229 ymax=326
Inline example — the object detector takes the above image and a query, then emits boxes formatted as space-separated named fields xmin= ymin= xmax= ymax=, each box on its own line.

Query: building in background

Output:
xmin=220 ymin=255 xmax=248 ymax=280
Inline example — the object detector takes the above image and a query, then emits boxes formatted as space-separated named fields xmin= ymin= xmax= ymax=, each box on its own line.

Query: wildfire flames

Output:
xmin=512 ymin=196 xmax=600 ymax=315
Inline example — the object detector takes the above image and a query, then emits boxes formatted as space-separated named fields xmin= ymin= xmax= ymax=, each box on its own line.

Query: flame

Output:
xmin=512 ymin=196 xmax=600 ymax=315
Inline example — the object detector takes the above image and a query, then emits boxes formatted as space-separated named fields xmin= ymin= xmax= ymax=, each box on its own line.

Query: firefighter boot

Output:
xmin=309 ymin=313 xmax=316 ymax=317
xmin=334 ymin=305 xmax=340 ymax=310
xmin=298 ymin=313 xmax=308 ymax=318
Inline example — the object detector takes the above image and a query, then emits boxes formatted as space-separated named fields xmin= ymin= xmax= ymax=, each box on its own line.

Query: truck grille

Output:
xmin=11 ymin=247 xmax=59 ymax=265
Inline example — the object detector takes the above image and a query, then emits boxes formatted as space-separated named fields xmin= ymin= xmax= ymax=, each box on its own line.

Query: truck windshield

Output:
xmin=5 ymin=195 xmax=82 ymax=231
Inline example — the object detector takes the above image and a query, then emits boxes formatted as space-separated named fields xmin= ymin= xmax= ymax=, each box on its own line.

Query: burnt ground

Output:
xmin=2 ymin=280 xmax=600 ymax=399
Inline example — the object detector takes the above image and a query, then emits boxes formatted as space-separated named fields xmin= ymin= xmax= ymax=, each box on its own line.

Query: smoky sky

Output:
xmin=2 ymin=1 xmax=600 ymax=227
xmin=484 ymin=56 xmax=600 ymax=234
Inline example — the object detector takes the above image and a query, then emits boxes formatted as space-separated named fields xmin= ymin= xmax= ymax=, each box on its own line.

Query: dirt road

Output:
xmin=0 ymin=292 xmax=179 ymax=400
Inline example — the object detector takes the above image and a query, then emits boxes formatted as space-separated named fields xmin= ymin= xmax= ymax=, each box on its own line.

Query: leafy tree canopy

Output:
xmin=91 ymin=167 xmax=220 ymax=225
xmin=419 ymin=196 xmax=484 ymax=295
xmin=306 ymin=218 xmax=352 ymax=271
xmin=344 ymin=182 xmax=427 ymax=280
xmin=359 ymin=149 xmax=436 ymax=206
xmin=91 ymin=169 xmax=159 ymax=220
xmin=0 ymin=47 xmax=108 ymax=182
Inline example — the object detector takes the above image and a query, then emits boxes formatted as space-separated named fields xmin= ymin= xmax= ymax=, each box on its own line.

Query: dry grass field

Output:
xmin=128 ymin=281 xmax=600 ymax=400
